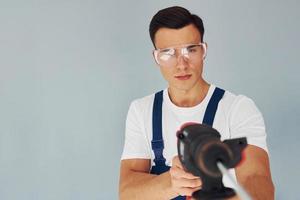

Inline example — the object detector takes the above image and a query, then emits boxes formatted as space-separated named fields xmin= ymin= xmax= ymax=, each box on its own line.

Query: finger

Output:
xmin=170 ymin=166 xmax=201 ymax=180
xmin=177 ymin=187 xmax=200 ymax=196
xmin=173 ymin=177 xmax=202 ymax=188
xmin=183 ymin=172 xmax=201 ymax=180
xmin=191 ymin=186 xmax=202 ymax=192
xmin=172 ymin=156 xmax=183 ymax=169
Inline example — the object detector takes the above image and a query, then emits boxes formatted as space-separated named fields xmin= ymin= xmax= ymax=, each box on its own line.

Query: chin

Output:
xmin=170 ymin=80 xmax=198 ymax=91
xmin=172 ymin=84 xmax=194 ymax=92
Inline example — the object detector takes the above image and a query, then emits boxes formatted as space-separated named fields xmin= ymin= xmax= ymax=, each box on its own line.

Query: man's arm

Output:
xmin=119 ymin=157 xmax=202 ymax=200
xmin=234 ymin=145 xmax=275 ymax=200
xmin=119 ymin=159 xmax=175 ymax=200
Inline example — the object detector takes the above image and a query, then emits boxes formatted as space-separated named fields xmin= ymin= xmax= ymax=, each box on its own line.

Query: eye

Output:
xmin=186 ymin=45 xmax=199 ymax=53
xmin=160 ymin=48 xmax=175 ymax=55
xmin=159 ymin=54 xmax=172 ymax=61
xmin=158 ymin=49 xmax=175 ymax=61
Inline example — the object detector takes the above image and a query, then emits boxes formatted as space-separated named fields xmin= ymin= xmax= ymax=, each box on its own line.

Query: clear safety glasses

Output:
xmin=153 ymin=43 xmax=207 ymax=67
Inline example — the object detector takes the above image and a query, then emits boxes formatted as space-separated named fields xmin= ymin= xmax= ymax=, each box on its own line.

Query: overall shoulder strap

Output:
xmin=151 ymin=90 xmax=166 ymax=166
xmin=202 ymin=87 xmax=225 ymax=126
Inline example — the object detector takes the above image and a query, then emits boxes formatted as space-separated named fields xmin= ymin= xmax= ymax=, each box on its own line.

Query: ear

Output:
xmin=204 ymin=42 xmax=208 ymax=60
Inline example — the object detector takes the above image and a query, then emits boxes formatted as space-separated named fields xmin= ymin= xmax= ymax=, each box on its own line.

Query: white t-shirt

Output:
xmin=121 ymin=84 xmax=268 ymax=188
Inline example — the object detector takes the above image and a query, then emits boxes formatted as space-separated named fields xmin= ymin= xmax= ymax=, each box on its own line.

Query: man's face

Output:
xmin=153 ymin=24 xmax=206 ymax=92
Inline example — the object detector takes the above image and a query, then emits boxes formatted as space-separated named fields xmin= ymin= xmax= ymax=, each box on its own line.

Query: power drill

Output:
xmin=177 ymin=123 xmax=247 ymax=200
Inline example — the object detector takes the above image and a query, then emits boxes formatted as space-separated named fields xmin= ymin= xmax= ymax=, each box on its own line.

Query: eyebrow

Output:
xmin=186 ymin=44 xmax=198 ymax=49
xmin=157 ymin=43 xmax=200 ymax=52
xmin=160 ymin=48 xmax=172 ymax=53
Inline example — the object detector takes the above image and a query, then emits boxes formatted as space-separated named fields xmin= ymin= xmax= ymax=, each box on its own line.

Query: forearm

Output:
xmin=119 ymin=170 xmax=177 ymax=200
xmin=240 ymin=175 xmax=274 ymax=200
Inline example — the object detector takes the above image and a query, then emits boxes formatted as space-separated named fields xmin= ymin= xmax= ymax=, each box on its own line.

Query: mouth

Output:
xmin=174 ymin=74 xmax=192 ymax=80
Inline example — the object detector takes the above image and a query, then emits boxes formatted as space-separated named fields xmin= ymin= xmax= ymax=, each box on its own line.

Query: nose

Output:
xmin=176 ymin=54 xmax=189 ymax=70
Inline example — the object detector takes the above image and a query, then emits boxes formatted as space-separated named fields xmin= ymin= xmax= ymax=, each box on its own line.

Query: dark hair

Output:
xmin=149 ymin=6 xmax=205 ymax=47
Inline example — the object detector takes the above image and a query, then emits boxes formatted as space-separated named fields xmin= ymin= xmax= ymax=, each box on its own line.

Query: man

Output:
xmin=119 ymin=6 xmax=274 ymax=200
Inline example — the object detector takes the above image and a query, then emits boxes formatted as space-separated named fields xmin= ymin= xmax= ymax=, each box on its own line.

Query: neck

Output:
xmin=168 ymin=80 xmax=210 ymax=107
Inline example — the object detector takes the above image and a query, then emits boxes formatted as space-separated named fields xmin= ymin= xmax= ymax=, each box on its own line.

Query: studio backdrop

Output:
xmin=0 ymin=0 xmax=299 ymax=199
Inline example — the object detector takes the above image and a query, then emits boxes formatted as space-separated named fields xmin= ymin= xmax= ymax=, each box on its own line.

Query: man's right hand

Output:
xmin=169 ymin=156 xmax=202 ymax=197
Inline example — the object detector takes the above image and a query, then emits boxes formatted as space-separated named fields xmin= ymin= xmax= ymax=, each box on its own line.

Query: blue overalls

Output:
xmin=150 ymin=87 xmax=225 ymax=200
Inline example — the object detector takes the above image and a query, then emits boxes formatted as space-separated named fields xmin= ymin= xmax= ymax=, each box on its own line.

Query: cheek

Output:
xmin=160 ymin=67 xmax=173 ymax=80
xmin=190 ymin=61 xmax=204 ymax=73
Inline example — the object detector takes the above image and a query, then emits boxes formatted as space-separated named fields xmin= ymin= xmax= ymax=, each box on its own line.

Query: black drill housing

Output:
xmin=177 ymin=123 xmax=247 ymax=200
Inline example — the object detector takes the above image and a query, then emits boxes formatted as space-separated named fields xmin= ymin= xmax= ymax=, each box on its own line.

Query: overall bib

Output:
xmin=150 ymin=87 xmax=225 ymax=200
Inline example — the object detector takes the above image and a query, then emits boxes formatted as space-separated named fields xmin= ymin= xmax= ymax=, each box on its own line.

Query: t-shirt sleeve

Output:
xmin=229 ymin=95 xmax=269 ymax=153
xmin=121 ymin=100 xmax=151 ymax=160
